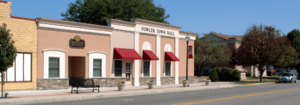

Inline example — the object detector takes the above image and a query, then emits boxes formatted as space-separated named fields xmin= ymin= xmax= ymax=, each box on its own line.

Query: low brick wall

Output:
xmin=92 ymin=78 xmax=126 ymax=87
xmin=139 ymin=77 xmax=156 ymax=86
xmin=179 ymin=76 xmax=194 ymax=84
xmin=37 ymin=79 xmax=69 ymax=90
xmin=161 ymin=77 xmax=175 ymax=85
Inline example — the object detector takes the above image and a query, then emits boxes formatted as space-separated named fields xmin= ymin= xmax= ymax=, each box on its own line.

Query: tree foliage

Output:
xmin=235 ymin=24 xmax=290 ymax=81
xmin=209 ymin=69 xmax=219 ymax=82
xmin=61 ymin=0 xmax=170 ymax=25
xmin=287 ymin=29 xmax=300 ymax=79
xmin=0 ymin=23 xmax=16 ymax=98
xmin=194 ymin=34 xmax=231 ymax=77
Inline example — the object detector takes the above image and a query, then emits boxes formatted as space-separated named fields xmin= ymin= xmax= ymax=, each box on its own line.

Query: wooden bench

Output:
xmin=69 ymin=78 xmax=100 ymax=94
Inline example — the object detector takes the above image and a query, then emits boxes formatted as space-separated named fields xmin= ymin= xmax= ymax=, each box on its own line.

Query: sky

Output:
xmin=5 ymin=0 xmax=300 ymax=36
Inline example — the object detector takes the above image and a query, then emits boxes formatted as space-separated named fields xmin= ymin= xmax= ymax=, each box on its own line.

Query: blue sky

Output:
xmin=5 ymin=0 xmax=300 ymax=35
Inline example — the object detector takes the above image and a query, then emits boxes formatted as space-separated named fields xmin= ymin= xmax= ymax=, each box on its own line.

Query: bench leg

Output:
xmin=71 ymin=87 xmax=73 ymax=93
xmin=98 ymin=86 xmax=100 ymax=93
xmin=76 ymin=87 xmax=78 ymax=94
xmin=92 ymin=86 xmax=94 ymax=92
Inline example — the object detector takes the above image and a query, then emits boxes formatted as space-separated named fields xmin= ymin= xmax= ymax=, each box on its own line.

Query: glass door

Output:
xmin=126 ymin=63 xmax=131 ymax=81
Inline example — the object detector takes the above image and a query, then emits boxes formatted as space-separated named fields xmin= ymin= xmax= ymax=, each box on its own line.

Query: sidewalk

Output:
xmin=0 ymin=82 xmax=238 ymax=105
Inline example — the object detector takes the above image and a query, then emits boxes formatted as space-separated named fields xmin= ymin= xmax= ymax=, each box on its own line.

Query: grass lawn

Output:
xmin=233 ymin=80 xmax=278 ymax=85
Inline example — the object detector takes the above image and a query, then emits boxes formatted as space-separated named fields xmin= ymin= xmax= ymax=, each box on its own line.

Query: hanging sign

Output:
xmin=188 ymin=46 xmax=193 ymax=58
xmin=69 ymin=35 xmax=85 ymax=48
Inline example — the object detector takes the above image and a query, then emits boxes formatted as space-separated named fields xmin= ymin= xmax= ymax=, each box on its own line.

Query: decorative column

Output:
xmin=175 ymin=38 xmax=179 ymax=84
xmin=134 ymin=32 xmax=139 ymax=86
xmin=156 ymin=35 xmax=161 ymax=85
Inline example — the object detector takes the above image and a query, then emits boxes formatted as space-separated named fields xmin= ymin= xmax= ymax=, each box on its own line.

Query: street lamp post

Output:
xmin=185 ymin=35 xmax=190 ymax=80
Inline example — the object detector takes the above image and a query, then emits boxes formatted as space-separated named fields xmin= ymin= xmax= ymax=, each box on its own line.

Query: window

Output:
xmin=1 ymin=53 xmax=32 ymax=82
xmin=115 ymin=60 xmax=122 ymax=77
xmin=143 ymin=61 xmax=150 ymax=77
xmin=93 ymin=59 xmax=102 ymax=77
xmin=165 ymin=62 xmax=171 ymax=76
xmin=49 ymin=57 xmax=59 ymax=78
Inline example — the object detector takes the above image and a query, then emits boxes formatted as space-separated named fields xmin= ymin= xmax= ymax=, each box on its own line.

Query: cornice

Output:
xmin=37 ymin=18 xmax=113 ymax=32
xmin=179 ymin=31 xmax=197 ymax=36
xmin=106 ymin=19 xmax=136 ymax=27
xmin=130 ymin=18 xmax=181 ymax=30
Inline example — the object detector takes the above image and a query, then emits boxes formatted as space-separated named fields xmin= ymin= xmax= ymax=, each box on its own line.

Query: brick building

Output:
xmin=0 ymin=0 xmax=37 ymax=90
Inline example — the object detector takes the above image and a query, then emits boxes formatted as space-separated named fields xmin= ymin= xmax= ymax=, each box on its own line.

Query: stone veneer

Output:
xmin=178 ymin=76 xmax=194 ymax=84
xmin=161 ymin=77 xmax=175 ymax=85
xmin=92 ymin=78 xmax=126 ymax=87
xmin=37 ymin=79 xmax=69 ymax=90
xmin=139 ymin=77 xmax=156 ymax=86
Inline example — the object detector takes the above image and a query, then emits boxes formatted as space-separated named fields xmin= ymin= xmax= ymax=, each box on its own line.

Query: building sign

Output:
xmin=69 ymin=35 xmax=85 ymax=48
xmin=188 ymin=46 xmax=193 ymax=58
xmin=141 ymin=27 xmax=174 ymax=35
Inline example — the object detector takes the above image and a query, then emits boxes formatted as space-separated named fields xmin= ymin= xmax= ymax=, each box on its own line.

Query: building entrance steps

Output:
xmin=1 ymin=82 xmax=239 ymax=105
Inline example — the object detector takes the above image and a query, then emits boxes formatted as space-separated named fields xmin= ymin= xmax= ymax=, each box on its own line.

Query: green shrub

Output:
xmin=221 ymin=70 xmax=232 ymax=81
xmin=232 ymin=70 xmax=240 ymax=81
xmin=209 ymin=69 xmax=219 ymax=82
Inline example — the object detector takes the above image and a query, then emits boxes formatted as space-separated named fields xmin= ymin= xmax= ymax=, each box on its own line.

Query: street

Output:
xmin=23 ymin=83 xmax=300 ymax=105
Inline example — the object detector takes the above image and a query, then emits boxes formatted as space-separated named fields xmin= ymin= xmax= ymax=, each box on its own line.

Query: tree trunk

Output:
xmin=258 ymin=66 xmax=265 ymax=82
xmin=1 ymin=71 xmax=4 ymax=98
xmin=197 ymin=63 xmax=204 ymax=77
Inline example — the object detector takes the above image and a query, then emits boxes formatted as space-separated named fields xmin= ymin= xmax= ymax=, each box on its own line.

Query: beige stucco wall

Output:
xmin=110 ymin=31 xmax=134 ymax=77
xmin=179 ymin=39 xmax=194 ymax=76
xmin=0 ymin=1 xmax=37 ymax=90
xmin=139 ymin=34 xmax=156 ymax=77
xmin=37 ymin=29 xmax=111 ymax=78
xmin=160 ymin=37 xmax=175 ymax=77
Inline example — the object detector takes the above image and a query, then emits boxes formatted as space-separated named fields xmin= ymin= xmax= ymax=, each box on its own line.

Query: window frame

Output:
xmin=1 ymin=52 xmax=32 ymax=82
xmin=93 ymin=59 xmax=102 ymax=77
xmin=114 ymin=60 xmax=123 ymax=77
xmin=164 ymin=61 xmax=172 ymax=77
xmin=48 ymin=57 xmax=60 ymax=78
xmin=142 ymin=60 xmax=151 ymax=77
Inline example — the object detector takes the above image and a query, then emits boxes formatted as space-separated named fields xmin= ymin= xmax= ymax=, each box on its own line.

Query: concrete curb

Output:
xmin=0 ymin=85 xmax=232 ymax=105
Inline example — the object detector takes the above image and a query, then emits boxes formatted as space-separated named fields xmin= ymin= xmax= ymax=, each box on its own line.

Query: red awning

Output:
xmin=143 ymin=50 xmax=159 ymax=60
xmin=114 ymin=48 xmax=142 ymax=60
xmin=165 ymin=52 xmax=179 ymax=61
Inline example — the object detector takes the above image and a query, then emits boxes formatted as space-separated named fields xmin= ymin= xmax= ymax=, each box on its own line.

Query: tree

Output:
xmin=0 ymin=23 xmax=16 ymax=98
xmin=235 ymin=24 xmax=290 ymax=81
xmin=194 ymin=34 xmax=231 ymax=77
xmin=273 ymin=40 xmax=299 ymax=73
xmin=61 ymin=0 xmax=170 ymax=25
xmin=287 ymin=29 xmax=300 ymax=79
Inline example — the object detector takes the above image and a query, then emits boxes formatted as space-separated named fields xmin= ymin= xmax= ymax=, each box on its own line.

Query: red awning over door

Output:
xmin=143 ymin=50 xmax=159 ymax=60
xmin=165 ymin=52 xmax=179 ymax=61
xmin=114 ymin=48 xmax=142 ymax=60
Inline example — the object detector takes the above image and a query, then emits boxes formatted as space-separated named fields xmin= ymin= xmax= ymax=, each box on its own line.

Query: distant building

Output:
xmin=205 ymin=32 xmax=267 ymax=77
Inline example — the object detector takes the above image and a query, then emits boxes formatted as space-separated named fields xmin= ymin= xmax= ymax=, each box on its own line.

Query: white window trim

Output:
xmin=142 ymin=60 xmax=151 ymax=77
xmin=43 ymin=49 xmax=66 ymax=79
xmin=89 ymin=52 xmax=106 ymax=78
xmin=164 ymin=61 xmax=172 ymax=77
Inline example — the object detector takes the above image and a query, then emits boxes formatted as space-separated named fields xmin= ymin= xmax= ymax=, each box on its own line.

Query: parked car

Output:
xmin=278 ymin=73 xmax=297 ymax=83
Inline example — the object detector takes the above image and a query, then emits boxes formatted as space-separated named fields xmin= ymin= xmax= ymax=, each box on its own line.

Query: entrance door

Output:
xmin=125 ymin=63 xmax=130 ymax=81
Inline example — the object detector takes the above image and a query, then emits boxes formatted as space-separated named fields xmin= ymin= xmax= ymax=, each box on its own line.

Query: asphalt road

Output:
xmin=24 ymin=83 xmax=300 ymax=105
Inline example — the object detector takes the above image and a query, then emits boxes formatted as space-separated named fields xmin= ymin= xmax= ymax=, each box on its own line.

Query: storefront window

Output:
xmin=143 ymin=61 xmax=150 ymax=77
xmin=165 ymin=62 xmax=171 ymax=76
xmin=115 ymin=60 xmax=122 ymax=77
xmin=93 ymin=59 xmax=102 ymax=77
xmin=49 ymin=57 xmax=59 ymax=78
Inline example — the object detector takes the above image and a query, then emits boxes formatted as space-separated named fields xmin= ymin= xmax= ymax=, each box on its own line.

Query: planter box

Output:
xmin=148 ymin=82 xmax=155 ymax=89
xmin=118 ymin=83 xmax=125 ymax=91
xmin=182 ymin=81 xmax=189 ymax=87
xmin=205 ymin=80 xmax=211 ymax=86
